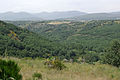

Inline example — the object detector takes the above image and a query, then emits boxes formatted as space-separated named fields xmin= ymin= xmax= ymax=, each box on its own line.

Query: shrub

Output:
xmin=102 ymin=40 xmax=120 ymax=67
xmin=82 ymin=52 xmax=100 ymax=64
xmin=44 ymin=57 xmax=66 ymax=70
xmin=0 ymin=59 xmax=22 ymax=80
xmin=32 ymin=72 xmax=42 ymax=80
xmin=53 ymin=60 xmax=66 ymax=70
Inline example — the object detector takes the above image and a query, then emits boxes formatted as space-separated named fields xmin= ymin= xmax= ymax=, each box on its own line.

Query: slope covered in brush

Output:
xmin=12 ymin=20 xmax=120 ymax=52
xmin=0 ymin=21 xmax=85 ymax=60
xmin=0 ymin=20 xmax=56 ymax=57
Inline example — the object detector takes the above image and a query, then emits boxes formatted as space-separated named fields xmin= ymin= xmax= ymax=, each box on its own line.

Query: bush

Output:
xmin=0 ymin=59 xmax=22 ymax=80
xmin=102 ymin=40 xmax=120 ymax=67
xmin=44 ymin=57 xmax=66 ymax=70
xmin=32 ymin=72 xmax=42 ymax=80
xmin=53 ymin=60 xmax=66 ymax=70
xmin=82 ymin=52 xmax=100 ymax=64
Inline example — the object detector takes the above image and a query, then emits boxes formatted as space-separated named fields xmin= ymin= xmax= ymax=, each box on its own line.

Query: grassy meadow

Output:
xmin=1 ymin=57 xmax=120 ymax=80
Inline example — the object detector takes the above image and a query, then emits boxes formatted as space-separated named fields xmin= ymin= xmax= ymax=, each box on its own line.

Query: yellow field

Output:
xmin=2 ymin=57 xmax=120 ymax=80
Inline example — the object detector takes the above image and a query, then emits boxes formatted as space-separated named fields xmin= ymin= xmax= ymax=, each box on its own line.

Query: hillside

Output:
xmin=10 ymin=20 xmax=120 ymax=52
xmin=0 ymin=21 xmax=86 ymax=60
xmin=0 ymin=21 xmax=60 ymax=58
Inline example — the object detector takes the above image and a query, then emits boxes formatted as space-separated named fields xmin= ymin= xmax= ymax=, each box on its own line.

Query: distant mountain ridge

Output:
xmin=0 ymin=11 xmax=120 ymax=21
xmin=35 ymin=11 xmax=87 ymax=20
xmin=0 ymin=11 xmax=87 ymax=21
xmin=0 ymin=12 xmax=43 ymax=21
xmin=66 ymin=12 xmax=120 ymax=21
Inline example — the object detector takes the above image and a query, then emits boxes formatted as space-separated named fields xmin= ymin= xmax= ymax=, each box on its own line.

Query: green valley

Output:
xmin=10 ymin=20 xmax=120 ymax=52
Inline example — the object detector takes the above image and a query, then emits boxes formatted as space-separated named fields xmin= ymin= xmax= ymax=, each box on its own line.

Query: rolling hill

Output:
xmin=11 ymin=20 xmax=120 ymax=52
xmin=0 ymin=20 xmax=86 ymax=60
xmin=0 ymin=20 xmax=61 ymax=58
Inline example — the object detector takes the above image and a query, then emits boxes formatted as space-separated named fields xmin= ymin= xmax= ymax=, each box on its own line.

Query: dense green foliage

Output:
xmin=102 ymin=40 xmax=120 ymax=67
xmin=0 ymin=21 xmax=56 ymax=58
xmin=11 ymin=20 xmax=120 ymax=52
xmin=82 ymin=52 xmax=100 ymax=64
xmin=6 ymin=20 xmax=120 ymax=62
xmin=0 ymin=59 xmax=22 ymax=80
xmin=0 ymin=21 xmax=86 ymax=60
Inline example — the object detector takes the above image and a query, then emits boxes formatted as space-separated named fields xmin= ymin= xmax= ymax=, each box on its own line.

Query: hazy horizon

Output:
xmin=0 ymin=0 xmax=120 ymax=13
xmin=0 ymin=10 xmax=120 ymax=14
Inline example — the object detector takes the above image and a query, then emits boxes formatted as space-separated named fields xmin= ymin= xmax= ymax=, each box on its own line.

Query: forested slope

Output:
xmin=0 ymin=21 xmax=85 ymax=59
xmin=11 ymin=20 xmax=120 ymax=52
xmin=0 ymin=21 xmax=56 ymax=58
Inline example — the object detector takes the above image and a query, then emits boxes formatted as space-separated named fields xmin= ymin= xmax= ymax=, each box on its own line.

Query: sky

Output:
xmin=0 ymin=0 xmax=120 ymax=13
